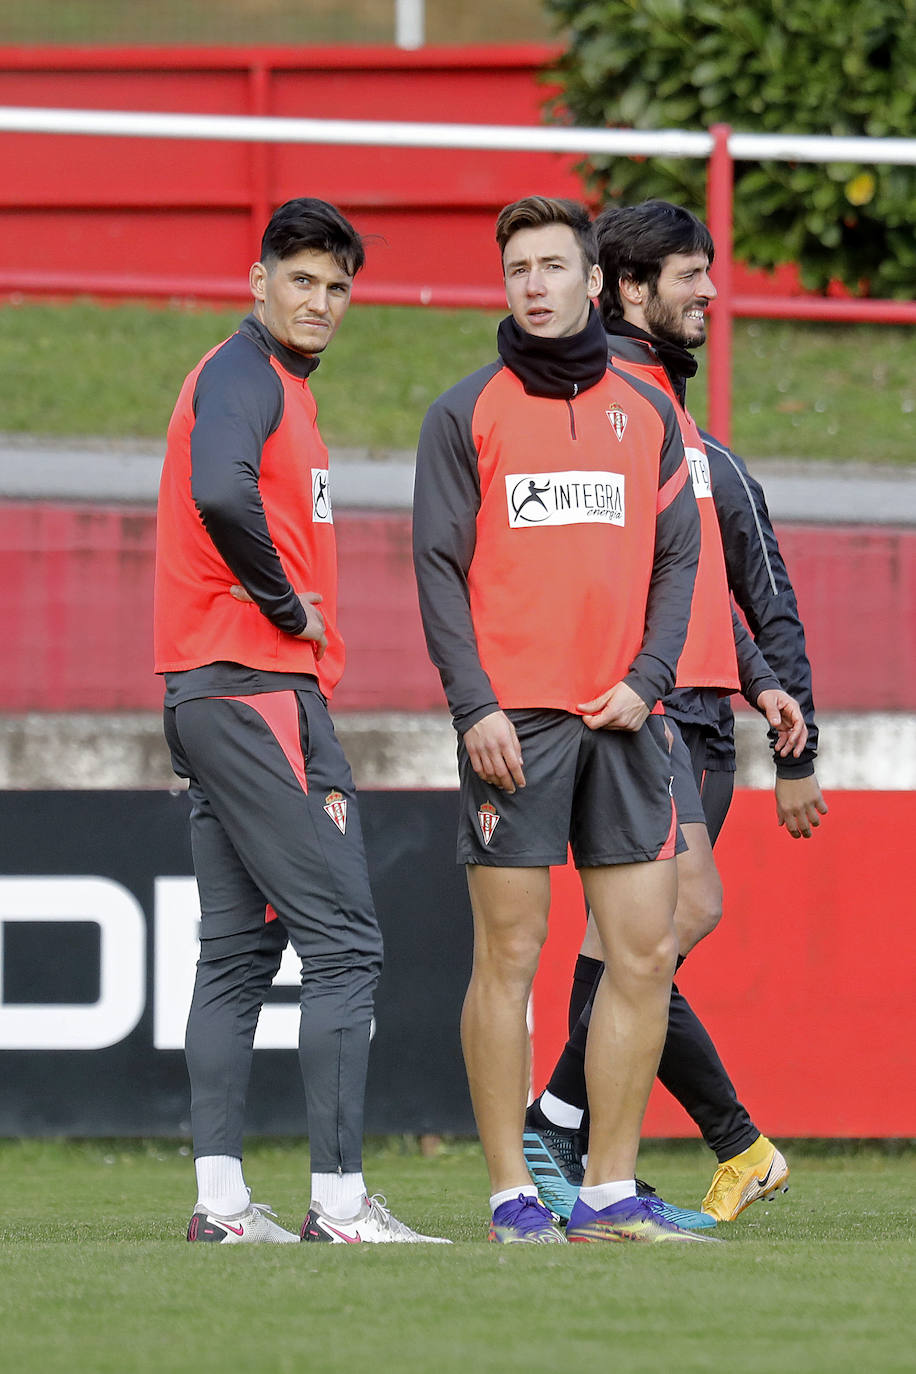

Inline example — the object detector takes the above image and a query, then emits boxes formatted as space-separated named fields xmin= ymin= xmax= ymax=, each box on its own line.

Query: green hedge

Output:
xmin=544 ymin=0 xmax=916 ymax=297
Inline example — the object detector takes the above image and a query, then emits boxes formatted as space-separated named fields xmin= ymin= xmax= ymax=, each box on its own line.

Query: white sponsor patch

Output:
xmin=505 ymin=470 xmax=625 ymax=528
xmin=312 ymin=468 xmax=333 ymax=523
xmin=685 ymin=447 xmax=712 ymax=500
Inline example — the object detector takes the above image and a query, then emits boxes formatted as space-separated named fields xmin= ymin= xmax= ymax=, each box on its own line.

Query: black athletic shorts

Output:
xmin=667 ymin=719 xmax=707 ymax=827
xmin=457 ymin=708 xmax=681 ymax=868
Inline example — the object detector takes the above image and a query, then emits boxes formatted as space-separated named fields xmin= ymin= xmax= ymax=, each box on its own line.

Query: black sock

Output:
xmin=567 ymin=954 xmax=603 ymax=1036
xmin=543 ymin=988 xmax=592 ymax=1116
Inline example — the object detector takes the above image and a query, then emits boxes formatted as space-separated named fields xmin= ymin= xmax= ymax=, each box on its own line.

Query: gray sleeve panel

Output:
xmin=413 ymin=364 xmax=502 ymax=734
xmin=702 ymin=430 xmax=818 ymax=776
xmin=615 ymin=377 xmax=701 ymax=710
xmin=190 ymin=333 xmax=308 ymax=637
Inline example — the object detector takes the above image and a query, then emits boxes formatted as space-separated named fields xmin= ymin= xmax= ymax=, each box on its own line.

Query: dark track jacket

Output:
xmin=413 ymin=309 xmax=701 ymax=735
xmin=154 ymin=313 xmax=345 ymax=700
xmin=701 ymin=431 xmax=819 ymax=779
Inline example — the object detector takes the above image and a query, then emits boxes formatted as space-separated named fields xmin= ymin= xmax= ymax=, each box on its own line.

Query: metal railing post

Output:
xmin=706 ymin=123 xmax=733 ymax=444
xmin=248 ymin=61 xmax=271 ymax=256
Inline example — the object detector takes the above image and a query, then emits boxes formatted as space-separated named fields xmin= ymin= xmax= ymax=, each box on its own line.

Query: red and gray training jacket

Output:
xmin=154 ymin=313 xmax=345 ymax=701
xmin=412 ymin=313 xmax=702 ymax=736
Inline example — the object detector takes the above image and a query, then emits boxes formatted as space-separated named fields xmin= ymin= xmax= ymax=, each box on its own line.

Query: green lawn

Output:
xmin=0 ymin=0 xmax=553 ymax=46
xmin=0 ymin=300 xmax=913 ymax=463
xmin=0 ymin=1139 xmax=912 ymax=1374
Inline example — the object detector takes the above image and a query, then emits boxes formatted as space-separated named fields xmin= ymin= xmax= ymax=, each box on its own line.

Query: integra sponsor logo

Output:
xmin=505 ymin=470 xmax=626 ymax=528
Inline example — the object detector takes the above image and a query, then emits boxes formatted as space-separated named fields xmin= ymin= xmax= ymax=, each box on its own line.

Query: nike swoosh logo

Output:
xmin=755 ymin=1161 xmax=778 ymax=1189
xmin=222 ymin=1222 xmax=245 ymax=1236
xmin=324 ymin=1223 xmax=361 ymax=1243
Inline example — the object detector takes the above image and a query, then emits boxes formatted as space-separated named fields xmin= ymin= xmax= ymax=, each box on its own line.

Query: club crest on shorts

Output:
xmin=323 ymin=789 xmax=348 ymax=834
xmin=606 ymin=404 xmax=628 ymax=441
xmin=477 ymin=801 xmax=500 ymax=845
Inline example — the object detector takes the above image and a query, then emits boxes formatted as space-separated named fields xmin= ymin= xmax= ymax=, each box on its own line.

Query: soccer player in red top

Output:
xmin=523 ymin=200 xmax=824 ymax=1229
xmin=156 ymin=197 xmax=447 ymax=1245
xmin=414 ymin=196 xmax=716 ymax=1243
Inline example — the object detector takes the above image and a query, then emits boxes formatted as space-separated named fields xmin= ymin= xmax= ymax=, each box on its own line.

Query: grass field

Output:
xmin=0 ymin=0 xmax=554 ymax=46
xmin=1 ymin=300 xmax=914 ymax=464
xmin=1 ymin=1138 xmax=913 ymax=1374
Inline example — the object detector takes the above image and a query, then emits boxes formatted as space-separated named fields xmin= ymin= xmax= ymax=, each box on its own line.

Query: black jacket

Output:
xmin=701 ymin=430 xmax=818 ymax=778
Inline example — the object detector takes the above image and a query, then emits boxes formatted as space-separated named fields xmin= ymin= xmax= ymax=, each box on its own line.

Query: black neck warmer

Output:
xmin=608 ymin=317 xmax=698 ymax=404
xmin=242 ymin=313 xmax=320 ymax=381
xmin=497 ymin=305 xmax=609 ymax=400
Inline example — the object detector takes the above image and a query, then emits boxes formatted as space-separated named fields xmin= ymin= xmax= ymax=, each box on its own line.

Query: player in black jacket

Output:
xmin=524 ymin=201 xmax=827 ymax=1226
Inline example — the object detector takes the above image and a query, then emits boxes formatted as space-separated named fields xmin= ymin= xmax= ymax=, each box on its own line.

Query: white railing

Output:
xmin=1 ymin=106 xmax=915 ymax=164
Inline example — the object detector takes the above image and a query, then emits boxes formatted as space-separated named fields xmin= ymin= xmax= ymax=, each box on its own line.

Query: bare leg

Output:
xmin=579 ymin=858 xmax=678 ymax=1184
xmin=462 ymin=864 xmax=551 ymax=1194
xmin=577 ymin=821 xmax=718 ymax=963
xmin=672 ymin=822 xmax=722 ymax=955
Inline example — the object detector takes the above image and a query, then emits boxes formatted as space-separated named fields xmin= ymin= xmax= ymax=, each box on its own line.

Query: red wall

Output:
xmin=0 ymin=43 xmax=832 ymax=308
xmin=1 ymin=502 xmax=914 ymax=713
xmin=0 ymin=44 xmax=582 ymax=307
xmin=532 ymin=790 xmax=916 ymax=1137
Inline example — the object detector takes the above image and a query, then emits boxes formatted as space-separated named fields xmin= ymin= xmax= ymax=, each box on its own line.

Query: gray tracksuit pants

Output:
xmin=164 ymin=685 xmax=384 ymax=1172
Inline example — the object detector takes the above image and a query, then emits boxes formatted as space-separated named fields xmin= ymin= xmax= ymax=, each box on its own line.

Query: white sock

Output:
xmin=195 ymin=1155 xmax=249 ymax=1216
xmin=490 ymin=1184 xmax=538 ymax=1212
xmin=311 ymin=1171 xmax=366 ymax=1218
xmin=579 ymin=1179 xmax=637 ymax=1211
xmin=539 ymin=1090 xmax=585 ymax=1130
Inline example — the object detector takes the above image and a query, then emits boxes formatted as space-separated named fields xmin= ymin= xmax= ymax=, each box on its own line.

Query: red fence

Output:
xmin=3 ymin=44 xmax=915 ymax=444
xmin=1 ymin=501 xmax=914 ymax=713
xmin=0 ymin=44 xmax=582 ymax=307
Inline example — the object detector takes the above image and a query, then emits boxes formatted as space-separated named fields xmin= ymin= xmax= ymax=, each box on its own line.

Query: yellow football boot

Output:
xmin=701 ymin=1134 xmax=789 ymax=1222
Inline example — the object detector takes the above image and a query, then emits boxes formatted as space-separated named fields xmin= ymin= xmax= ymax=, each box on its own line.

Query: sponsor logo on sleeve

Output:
xmin=685 ymin=447 xmax=712 ymax=500
xmin=312 ymin=468 xmax=333 ymax=523
xmin=505 ymin=471 xmax=625 ymax=528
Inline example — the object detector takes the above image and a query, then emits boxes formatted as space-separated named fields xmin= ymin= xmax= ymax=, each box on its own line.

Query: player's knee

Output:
xmin=609 ymin=922 xmax=678 ymax=987
xmin=675 ymin=870 xmax=723 ymax=951
xmin=475 ymin=919 xmax=545 ymax=991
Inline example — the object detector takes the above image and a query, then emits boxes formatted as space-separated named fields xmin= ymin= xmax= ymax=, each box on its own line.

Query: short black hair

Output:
xmin=260 ymin=197 xmax=366 ymax=277
xmin=595 ymin=200 xmax=714 ymax=322
xmin=495 ymin=196 xmax=598 ymax=279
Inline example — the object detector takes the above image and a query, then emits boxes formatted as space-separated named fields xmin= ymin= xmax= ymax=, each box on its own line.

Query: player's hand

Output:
xmin=775 ymin=774 xmax=828 ymax=839
xmin=578 ymin=681 xmax=650 ymax=732
xmin=463 ymin=711 xmax=525 ymax=793
xmin=230 ymin=586 xmax=327 ymax=660
xmin=756 ymin=688 xmax=808 ymax=757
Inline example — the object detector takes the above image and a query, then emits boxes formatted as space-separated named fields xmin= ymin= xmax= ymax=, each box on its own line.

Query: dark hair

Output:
xmin=259 ymin=197 xmax=366 ymax=277
xmin=595 ymin=200 xmax=714 ymax=322
xmin=495 ymin=196 xmax=598 ymax=277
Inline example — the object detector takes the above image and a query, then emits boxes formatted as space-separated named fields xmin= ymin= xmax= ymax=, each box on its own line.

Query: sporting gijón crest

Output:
xmin=477 ymin=801 xmax=500 ymax=845
xmin=606 ymin=404 xmax=628 ymax=441
xmin=323 ymin=790 xmax=348 ymax=834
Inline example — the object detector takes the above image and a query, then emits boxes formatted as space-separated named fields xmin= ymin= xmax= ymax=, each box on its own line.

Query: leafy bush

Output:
xmin=544 ymin=0 xmax=916 ymax=296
